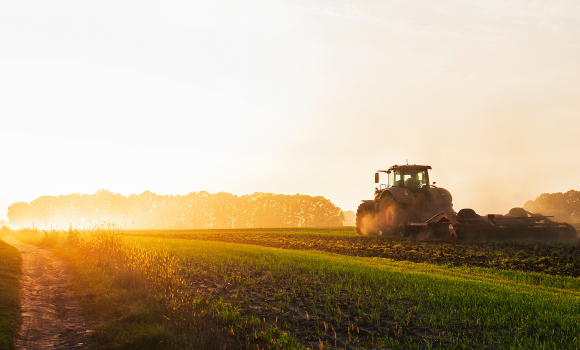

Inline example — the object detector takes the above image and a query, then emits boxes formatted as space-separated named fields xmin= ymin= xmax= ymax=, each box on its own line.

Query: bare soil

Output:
xmin=4 ymin=237 xmax=99 ymax=350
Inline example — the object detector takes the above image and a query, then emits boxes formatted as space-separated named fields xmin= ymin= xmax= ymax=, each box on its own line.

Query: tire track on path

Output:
xmin=4 ymin=237 xmax=98 ymax=350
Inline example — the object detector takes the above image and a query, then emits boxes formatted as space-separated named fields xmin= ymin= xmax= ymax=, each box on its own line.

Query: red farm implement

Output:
xmin=407 ymin=208 xmax=577 ymax=242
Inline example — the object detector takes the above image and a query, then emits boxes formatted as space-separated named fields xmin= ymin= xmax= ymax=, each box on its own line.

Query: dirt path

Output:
xmin=4 ymin=237 xmax=98 ymax=350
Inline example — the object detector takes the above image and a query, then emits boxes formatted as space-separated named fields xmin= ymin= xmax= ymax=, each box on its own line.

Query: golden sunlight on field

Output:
xmin=1 ymin=1 xmax=580 ymax=349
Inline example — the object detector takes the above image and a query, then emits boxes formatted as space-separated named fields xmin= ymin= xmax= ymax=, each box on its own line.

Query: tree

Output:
xmin=7 ymin=202 xmax=33 ymax=226
xmin=6 ymin=190 xmax=347 ymax=228
xmin=524 ymin=190 xmax=580 ymax=222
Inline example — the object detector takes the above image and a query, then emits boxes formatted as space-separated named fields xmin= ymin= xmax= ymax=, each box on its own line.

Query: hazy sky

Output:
xmin=1 ymin=0 xmax=579 ymax=220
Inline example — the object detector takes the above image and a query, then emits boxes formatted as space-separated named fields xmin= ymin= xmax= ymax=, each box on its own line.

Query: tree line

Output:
xmin=7 ymin=190 xmax=345 ymax=229
xmin=524 ymin=189 xmax=580 ymax=222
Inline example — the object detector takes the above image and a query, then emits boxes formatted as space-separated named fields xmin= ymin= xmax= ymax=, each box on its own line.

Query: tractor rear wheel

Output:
xmin=356 ymin=202 xmax=379 ymax=235
xmin=378 ymin=195 xmax=407 ymax=236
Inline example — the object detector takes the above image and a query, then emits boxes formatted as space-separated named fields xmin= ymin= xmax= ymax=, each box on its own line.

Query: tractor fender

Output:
xmin=361 ymin=200 xmax=375 ymax=210
xmin=380 ymin=187 xmax=416 ymax=204
xmin=428 ymin=187 xmax=452 ymax=204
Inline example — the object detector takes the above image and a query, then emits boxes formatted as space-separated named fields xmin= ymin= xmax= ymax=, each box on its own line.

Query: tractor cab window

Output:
xmin=389 ymin=170 xmax=402 ymax=187
xmin=403 ymin=170 xmax=428 ymax=189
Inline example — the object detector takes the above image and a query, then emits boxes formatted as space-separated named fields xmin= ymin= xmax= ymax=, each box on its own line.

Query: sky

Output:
xmin=1 ymin=0 xmax=579 ymax=221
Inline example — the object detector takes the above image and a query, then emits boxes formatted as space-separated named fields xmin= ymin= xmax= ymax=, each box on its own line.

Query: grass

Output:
xmin=0 ymin=235 xmax=22 ymax=350
xmin=10 ymin=225 xmax=580 ymax=349
xmin=130 ymin=236 xmax=580 ymax=349
xmin=12 ymin=225 xmax=283 ymax=349
xmin=13 ymin=226 xmax=184 ymax=349
xmin=54 ymin=244 xmax=177 ymax=349
xmin=125 ymin=229 xmax=580 ymax=278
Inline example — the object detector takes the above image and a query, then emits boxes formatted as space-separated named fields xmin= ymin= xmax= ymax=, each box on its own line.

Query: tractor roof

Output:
xmin=387 ymin=164 xmax=432 ymax=172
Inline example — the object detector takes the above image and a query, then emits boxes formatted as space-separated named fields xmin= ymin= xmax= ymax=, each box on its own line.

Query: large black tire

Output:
xmin=378 ymin=194 xmax=408 ymax=236
xmin=456 ymin=208 xmax=484 ymax=240
xmin=505 ymin=207 xmax=531 ymax=228
xmin=507 ymin=207 xmax=528 ymax=217
xmin=356 ymin=202 xmax=380 ymax=235
xmin=458 ymin=208 xmax=479 ymax=219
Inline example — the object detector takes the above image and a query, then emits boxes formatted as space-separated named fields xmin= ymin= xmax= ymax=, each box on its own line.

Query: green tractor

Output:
xmin=356 ymin=164 xmax=453 ymax=236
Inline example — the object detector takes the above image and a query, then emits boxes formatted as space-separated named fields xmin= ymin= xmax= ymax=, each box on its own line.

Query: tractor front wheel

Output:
xmin=356 ymin=202 xmax=380 ymax=235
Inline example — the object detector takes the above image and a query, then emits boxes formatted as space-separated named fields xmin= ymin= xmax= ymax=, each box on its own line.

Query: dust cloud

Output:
xmin=358 ymin=213 xmax=379 ymax=235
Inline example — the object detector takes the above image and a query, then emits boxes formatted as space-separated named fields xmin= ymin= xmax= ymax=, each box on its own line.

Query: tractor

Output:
xmin=356 ymin=164 xmax=452 ymax=236
xmin=356 ymin=164 xmax=577 ymax=242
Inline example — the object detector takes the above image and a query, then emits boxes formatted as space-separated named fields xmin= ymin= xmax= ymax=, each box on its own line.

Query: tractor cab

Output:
xmin=376 ymin=165 xmax=431 ymax=191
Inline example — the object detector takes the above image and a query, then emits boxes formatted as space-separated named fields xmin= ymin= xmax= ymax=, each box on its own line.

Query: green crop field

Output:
xmin=10 ymin=226 xmax=580 ymax=349
xmin=125 ymin=228 xmax=580 ymax=278
xmin=128 ymin=236 xmax=580 ymax=349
